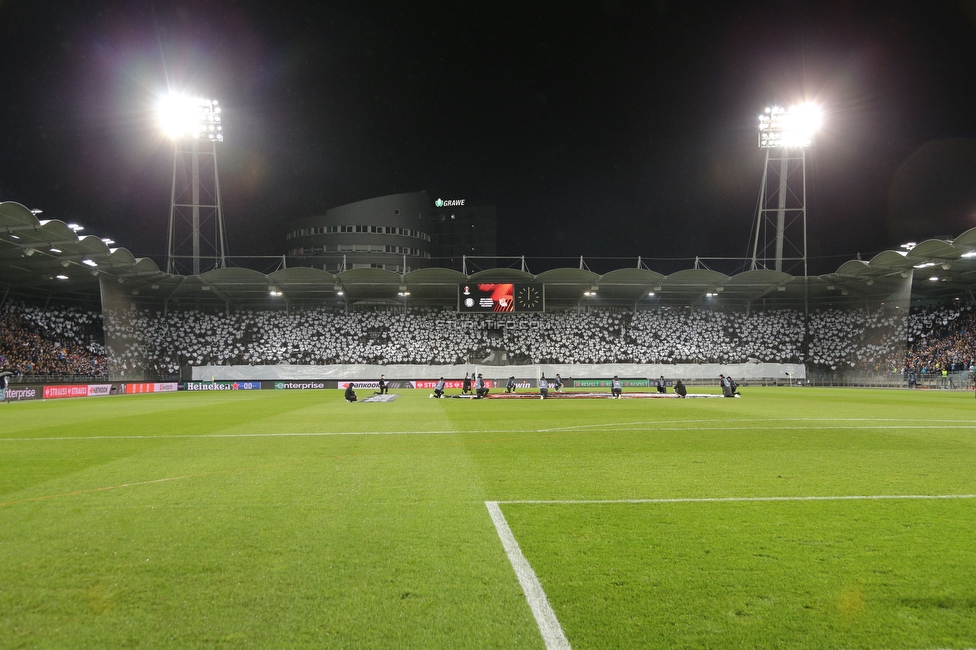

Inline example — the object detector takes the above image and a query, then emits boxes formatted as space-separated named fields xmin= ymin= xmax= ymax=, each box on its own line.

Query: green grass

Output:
xmin=1 ymin=387 xmax=975 ymax=648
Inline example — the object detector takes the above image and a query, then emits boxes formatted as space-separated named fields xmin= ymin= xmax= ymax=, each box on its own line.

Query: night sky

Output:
xmin=2 ymin=0 xmax=976 ymax=275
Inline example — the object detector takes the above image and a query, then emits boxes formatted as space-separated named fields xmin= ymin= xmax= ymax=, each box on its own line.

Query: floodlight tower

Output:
xmin=750 ymin=103 xmax=821 ymax=275
xmin=159 ymin=95 xmax=227 ymax=275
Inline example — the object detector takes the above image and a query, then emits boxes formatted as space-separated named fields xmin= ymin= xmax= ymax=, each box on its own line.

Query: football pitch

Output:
xmin=1 ymin=387 xmax=975 ymax=649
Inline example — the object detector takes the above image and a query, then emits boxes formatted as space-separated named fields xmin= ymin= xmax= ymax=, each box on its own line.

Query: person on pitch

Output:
xmin=674 ymin=379 xmax=687 ymax=398
xmin=611 ymin=375 xmax=622 ymax=399
xmin=432 ymin=377 xmax=445 ymax=399
xmin=506 ymin=376 xmax=517 ymax=393
xmin=720 ymin=374 xmax=733 ymax=397
xmin=344 ymin=383 xmax=357 ymax=402
xmin=656 ymin=375 xmax=667 ymax=394
xmin=539 ymin=374 xmax=549 ymax=399
xmin=462 ymin=373 xmax=472 ymax=395
xmin=553 ymin=373 xmax=564 ymax=392
xmin=475 ymin=373 xmax=489 ymax=398
xmin=375 ymin=374 xmax=388 ymax=395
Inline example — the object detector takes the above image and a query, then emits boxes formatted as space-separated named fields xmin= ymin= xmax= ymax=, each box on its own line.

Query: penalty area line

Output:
xmin=486 ymin=501 xmax=572 ymax=650
xmin=495 ymin=493 xmax=976 ymax=505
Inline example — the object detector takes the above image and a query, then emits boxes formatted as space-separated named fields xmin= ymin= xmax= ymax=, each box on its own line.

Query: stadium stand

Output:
xmin=0 ymin=302 xmax=106 ymax=377
xmin=2 ymin=301 xmax=974 ymax=380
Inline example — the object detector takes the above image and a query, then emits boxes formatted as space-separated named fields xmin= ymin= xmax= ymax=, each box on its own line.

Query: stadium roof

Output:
xmin=2 ymin=200 xmax=976 ymax=309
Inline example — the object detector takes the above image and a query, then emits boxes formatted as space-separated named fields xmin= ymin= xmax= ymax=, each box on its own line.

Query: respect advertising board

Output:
xmin=572 ymin=378 xmax=649 ymax=388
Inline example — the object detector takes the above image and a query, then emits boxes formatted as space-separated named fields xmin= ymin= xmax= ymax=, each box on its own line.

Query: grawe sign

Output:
xmin=434 ymin=198 xmax=465 ymax=207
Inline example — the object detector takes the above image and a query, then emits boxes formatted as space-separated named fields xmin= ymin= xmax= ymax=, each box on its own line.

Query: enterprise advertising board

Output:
xmin=3 ymin=385 xmax=41 ymax=401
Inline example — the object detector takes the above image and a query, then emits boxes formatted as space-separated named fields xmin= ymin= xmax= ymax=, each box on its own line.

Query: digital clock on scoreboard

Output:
xmin=458 ymin=283 xmax=544 ymax=312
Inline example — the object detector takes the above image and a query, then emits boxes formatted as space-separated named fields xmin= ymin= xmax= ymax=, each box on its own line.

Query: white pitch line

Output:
xmin=485 ymin=501 xmax=572 ymax=650
xmin=539 ymin=418 xmax=976 ymax=431
xmin=495 ymin=494 xmax=976 ymax=505
xmin=537 ymin=420 xmax=976 ymax=433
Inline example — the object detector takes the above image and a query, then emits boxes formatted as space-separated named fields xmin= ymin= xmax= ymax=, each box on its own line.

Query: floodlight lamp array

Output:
xmin=758 ymin=104 xmax=821 ymax=149
xmin=159 ymin=96 xmax=224 ymax=142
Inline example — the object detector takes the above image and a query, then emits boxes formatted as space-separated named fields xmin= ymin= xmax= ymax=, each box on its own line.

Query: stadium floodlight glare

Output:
xmin=56 ymin=274 xmax=69 ymax=280
xmin=163 ymin=92 xmax=229 ymax=276
xmin=157 ymin=94 xmax=224 ymax=142
xmin=758 ymin=103 xmax=822 ymax=149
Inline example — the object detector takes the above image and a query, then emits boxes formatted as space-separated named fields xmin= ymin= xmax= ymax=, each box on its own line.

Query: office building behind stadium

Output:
xmin=285 ymin=192 xmax=497 ymax=273
xmin=286 ymin=192 xmax=433 ymax=273
xmin=429 ymin=200 xmax=497 ymax=270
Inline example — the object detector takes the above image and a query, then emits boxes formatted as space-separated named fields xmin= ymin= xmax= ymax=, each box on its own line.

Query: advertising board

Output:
xmin=42 ymin=385 xmax=114 ymax=399
xmin=183 ymin=381 xmax=262 ymax=391
xmin=125 ymin=383 xmax=179 ymax=394
xmin=3 ymin=385 xmax=41 ymax=402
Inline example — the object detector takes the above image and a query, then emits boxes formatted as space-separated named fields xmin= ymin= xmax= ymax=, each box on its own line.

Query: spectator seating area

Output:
xmin=1 ymin=300 xmax=974 ymax=378
xmin=0 ymin=303 xmax=106 ymax=377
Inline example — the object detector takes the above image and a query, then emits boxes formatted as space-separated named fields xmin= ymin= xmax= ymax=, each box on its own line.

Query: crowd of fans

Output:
xmin=904 ymin=302 xmax=976 ymax=373
xmin=1 ymin=299 xmax=974 ymax=378
xmin=0 ymin=303 xmax=106 ymax=377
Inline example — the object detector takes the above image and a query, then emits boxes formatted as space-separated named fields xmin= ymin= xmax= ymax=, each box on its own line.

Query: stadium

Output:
xmin=3 ymin=2 xmax=976 ymax=645
xmin=3 ymin=188 xmax=976 ymax=647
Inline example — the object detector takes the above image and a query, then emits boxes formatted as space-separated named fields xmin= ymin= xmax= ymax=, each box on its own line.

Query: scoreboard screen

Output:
xmin=458 ymin=283 xmax=544 ymax=312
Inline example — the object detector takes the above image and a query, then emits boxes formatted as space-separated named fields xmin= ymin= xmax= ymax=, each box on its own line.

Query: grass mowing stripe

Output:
xmin=0 ymin=430 xmax=532 ymax=441
xmin=485 ymin=501 xmax=572 ymax=650
xmin=0 ymin=460 xmax=311 ymax=507
xmin=4 ymin=418 xmax=976 ymax=442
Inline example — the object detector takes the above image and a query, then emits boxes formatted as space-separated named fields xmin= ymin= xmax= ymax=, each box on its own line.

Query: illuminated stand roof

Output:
xmin=2 ymin=200 xmax=975 ymax=309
